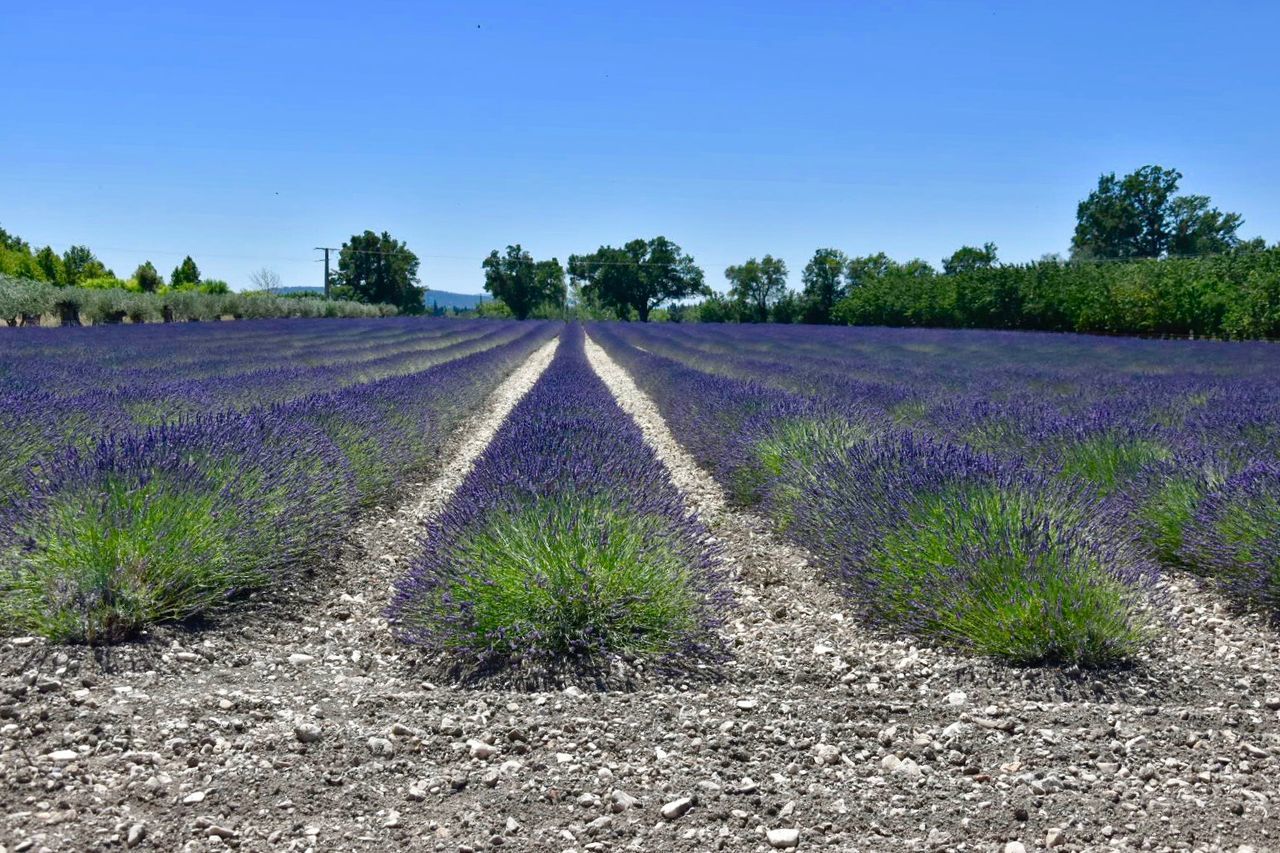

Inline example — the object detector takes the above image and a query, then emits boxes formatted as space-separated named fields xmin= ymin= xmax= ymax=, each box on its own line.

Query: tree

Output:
xmin=0 ymin=226 xmax=30 ymax=254
xmin=171 ymin=255 xmax=202 ymax=288
xmin=1167 ymin=195 xmax=1244 ymax=256
xmin=846 ymin=252 xmax=897 ymax=289
xmin=770 ymin=291 xmax=803 ymax=324
xmin=62 ymin=245 xmax=110 ymax=286
xmin=943 ymin=242 xmax=998 ymax=275
xmin=334 ymin=230 xmax=424 ymax=313
xmin=482 ymin=245 xmax=565 ymax=319
xmin=35 ymin=246 xmax=62 ymax=283
xmin=249 ymin=267 xmax=282 ymax=294
xmin=1072 ymin=165 xmax=1243 ymax=259
xmin=800 ymin=248 xmax=848 ymax=323
xmin=133 ymin=261 xmax=163 ymax=293
xmin=568 ymin=236 xmax=705 ymax=322
xmin=724 ymin=255 xmax=789 ymax=323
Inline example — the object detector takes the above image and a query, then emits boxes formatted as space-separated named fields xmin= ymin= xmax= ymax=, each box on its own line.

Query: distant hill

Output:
xmin=276 ymin=287 xmax=489 ymax=310
xmin=425 ymin=290 xmax=491 ymax=310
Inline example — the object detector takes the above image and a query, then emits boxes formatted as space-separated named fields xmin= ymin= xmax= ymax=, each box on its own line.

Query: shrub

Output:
xmin=0 ymin=416 xmax=353 ymax=642
xmin=1054 ymin=432 xmax=1171 ymax=496
xmin=780 ymin=434 xmax=1159 ymax=665
xmin=1181 ymin=461 xmax=1280 ymax=615
xmin=736 ymin=415 xmax=876 ymax=512
xmin=390 ymin=325 xmax=728 ymax=679
xmin=399 ymin=494 xmax=712 ymax=663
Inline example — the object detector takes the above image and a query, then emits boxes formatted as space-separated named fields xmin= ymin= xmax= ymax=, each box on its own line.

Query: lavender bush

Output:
xmin=783 ymin=435 xmax=1159 ymax=664
xmin=389 ymin=325 xmax=729 ymax=680
xmin=1182 ymin=461 xmax=1280 ymax=615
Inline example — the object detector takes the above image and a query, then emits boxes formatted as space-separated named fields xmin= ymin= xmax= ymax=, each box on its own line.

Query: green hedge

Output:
xmin=833 ymin=248 xmax=1280 ymax=339
xmin=0 ymin=275 xmax=396 ymax=326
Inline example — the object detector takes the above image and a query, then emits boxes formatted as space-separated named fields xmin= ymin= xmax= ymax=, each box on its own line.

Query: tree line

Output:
xmin=0 ymin=229 xmax=232 ymax=296
xmin=478 ymin=164 xmax=1277 ymax=338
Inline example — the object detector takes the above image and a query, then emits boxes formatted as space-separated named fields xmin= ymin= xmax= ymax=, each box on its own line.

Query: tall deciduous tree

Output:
xmin=133 ymin=261 xmax=163 ymax=292
xmin=942 ymin=242 xmax=999 ymax=275
xmin=62 ymin=245 xmax=110 ymax=286
xmin=846 ymin=252 xmax=898 ymax=289
xmin=1167 ymin=195 xmax=1244 ymax=256
xmin=1072 ymin=165 xmax=1243 ymax=259
xmin=35 ymin=246 xmax=62 ymax=283
xmin=724 ymin=255 xmax=789 ymax=323
xmin=334 ymin=230 xmax=424 ymax=313
xmin=568 ymin=236 xmax=705 ymax=322
xmin=801 ymin=248 xmax=848 ymax=323
xmin=482 ymin=245 xmax=566 ymax=319
xmin=170 ymin=256 xmax=202 ymax=288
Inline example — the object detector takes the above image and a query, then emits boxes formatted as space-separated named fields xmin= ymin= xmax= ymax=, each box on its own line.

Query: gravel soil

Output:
xmin=3 ymin=334 xmax=1279 ymax=853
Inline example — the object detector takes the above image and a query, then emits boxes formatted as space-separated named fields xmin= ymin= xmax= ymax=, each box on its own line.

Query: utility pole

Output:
xmin=315 ymin=247 xmax=336 ymax=298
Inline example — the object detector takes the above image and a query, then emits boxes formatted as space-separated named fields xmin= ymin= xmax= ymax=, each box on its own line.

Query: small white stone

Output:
xmin=946 ymin=691 xmax=967 ymax=706
xmin=1046 ymin=828 xmax=1065 ymax=848
xmin=467 ymin=739 xmax=498 ymax=759
xmin=1004 ymin=843 xmax=1027 ymax=853
xmin=767 ymin=827 xmax=800 ymax=849
xmin=48 ymin=749 xmax=79 ymax=763
xmin=183 ymin=790 xmax=206 ymax=804
xmin=894 ymin=757 xmax=922 ymax=778
xmin=813 ymin=744 xmax=840 ymax=765
xmin=294 ymin=723 xmax=323 ymax=744
xmin=287 ymin=653 xmax=314 ymax=665
xmin=661 ymin=797 xmax=693 ymax=820
xmin=610 ymin=789 xmax=638 ymax=812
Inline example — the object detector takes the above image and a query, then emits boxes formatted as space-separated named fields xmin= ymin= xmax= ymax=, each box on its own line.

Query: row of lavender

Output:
xmin=631 ymin=325 xmax=1280 ymax=613
xmin=591 ymin=322 xmax=1279 ymax=665
xmin=1 ymin=317 xmax=509 ymax=396
xmin=1 ymin=320 xmax=559 ymax=642
xmin=599 ymin=323 xmax=1280 ymax=473
xmin=389 ymin=325 xmax=729 ymax=681
xmin=1 ymin=319 xmax=531 ymax=493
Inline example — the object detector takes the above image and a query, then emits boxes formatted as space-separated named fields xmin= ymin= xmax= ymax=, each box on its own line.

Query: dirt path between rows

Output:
xmin=1 ymin=331 xmax=1277 ymax=853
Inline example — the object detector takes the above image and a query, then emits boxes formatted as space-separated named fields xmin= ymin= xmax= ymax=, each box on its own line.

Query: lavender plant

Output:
xmin=1182 ymin=461 xmax=1280 ymax=615
xmin=389 ymin=325 xmax=729 ymax=680
xmin=0 ymin=416 xmax=352 ymax=642
xmin=786 ymin=435 xmax=1159 ymax=665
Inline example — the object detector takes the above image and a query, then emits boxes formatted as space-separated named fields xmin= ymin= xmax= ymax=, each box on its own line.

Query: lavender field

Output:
xmin=592 ymin=323 xmax=1280 ymax=660
xmin=2 ymin=319 xmax=1278 ymax=852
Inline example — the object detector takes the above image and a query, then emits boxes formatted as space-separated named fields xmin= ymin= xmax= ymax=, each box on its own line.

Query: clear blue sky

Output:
xmin=3 ymin=1 xmax=1277 ymax=294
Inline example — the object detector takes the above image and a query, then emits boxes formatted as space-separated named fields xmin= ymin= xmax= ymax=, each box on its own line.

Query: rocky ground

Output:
xmin=2 ymin=337 xmax=1279 ymax=853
